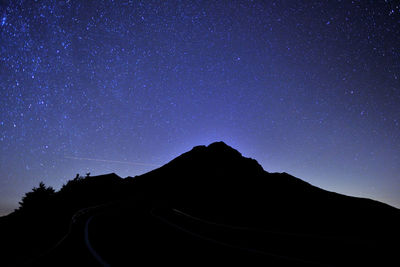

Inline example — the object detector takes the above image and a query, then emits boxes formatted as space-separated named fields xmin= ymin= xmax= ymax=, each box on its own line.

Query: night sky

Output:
xmin=1 ymin=0 xmax=400 ymax=215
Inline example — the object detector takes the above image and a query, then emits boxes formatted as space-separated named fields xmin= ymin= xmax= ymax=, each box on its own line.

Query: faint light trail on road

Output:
xmin=64 ymin=156 xmax=159 ymax=167
xmin=85 ymin=216 xmax=111 ymax=267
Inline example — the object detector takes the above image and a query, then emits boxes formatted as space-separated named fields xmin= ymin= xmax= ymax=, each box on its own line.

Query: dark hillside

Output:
xmin=0 ymin=142 xmax=398 ymax=266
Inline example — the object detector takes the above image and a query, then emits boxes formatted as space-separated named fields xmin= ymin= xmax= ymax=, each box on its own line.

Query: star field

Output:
xmin=1 ymin=0 xmax=400 ymax=215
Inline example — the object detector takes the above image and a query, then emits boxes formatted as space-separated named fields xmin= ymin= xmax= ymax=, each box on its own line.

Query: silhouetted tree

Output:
xmin=18 ymin=182 xmax=55 ymax=212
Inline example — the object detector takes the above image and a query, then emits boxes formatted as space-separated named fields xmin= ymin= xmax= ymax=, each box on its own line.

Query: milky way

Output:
xmin=1 ymin=0 xmax=400 ymax=214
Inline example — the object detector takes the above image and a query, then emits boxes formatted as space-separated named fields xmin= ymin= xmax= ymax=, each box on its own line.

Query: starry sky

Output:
xmin=1 ymin=0 xmax=400 ymax=215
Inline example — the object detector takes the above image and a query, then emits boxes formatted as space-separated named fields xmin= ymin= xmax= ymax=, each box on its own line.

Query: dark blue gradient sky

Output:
xmin=1 ymin=0 xmax=400 ymax=215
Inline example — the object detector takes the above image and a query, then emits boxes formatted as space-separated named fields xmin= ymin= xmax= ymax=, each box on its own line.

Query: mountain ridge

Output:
xmin=0 ymin=141 xmax=399 ymax=266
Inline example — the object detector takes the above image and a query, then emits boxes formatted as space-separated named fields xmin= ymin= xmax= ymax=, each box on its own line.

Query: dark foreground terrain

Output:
xmin=1 ymin=142 xmax=399 ymax=266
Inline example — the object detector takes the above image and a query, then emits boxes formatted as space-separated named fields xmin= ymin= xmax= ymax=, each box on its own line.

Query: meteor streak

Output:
xmin=64 ymin=156 xmax=159 ymax=167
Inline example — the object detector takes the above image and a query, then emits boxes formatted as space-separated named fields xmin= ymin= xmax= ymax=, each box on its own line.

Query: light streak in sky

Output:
xmin=64 ymin=156 xmax=159 ymax=167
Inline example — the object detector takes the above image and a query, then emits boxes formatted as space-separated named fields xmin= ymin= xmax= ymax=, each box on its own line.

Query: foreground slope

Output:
xmin=132 ymin=142 xmax=399 ymax=235
xmin=0 ymin=142 xmax=399 ymax=266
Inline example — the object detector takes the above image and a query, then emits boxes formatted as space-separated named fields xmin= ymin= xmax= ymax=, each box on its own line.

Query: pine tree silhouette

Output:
xmin=18 ymin=182 xmax=55 ymax=212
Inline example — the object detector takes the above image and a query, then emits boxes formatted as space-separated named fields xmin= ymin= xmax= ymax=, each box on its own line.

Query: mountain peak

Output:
xmin=207 ymin=141 xmax=231 ymax=147
xmin=207 ymin=141 xmax=241 ymax=154
xmin=159 ymin=141 xmax=264 ymax=178
xmin=189 ymin=141 xmax=242 ymax=157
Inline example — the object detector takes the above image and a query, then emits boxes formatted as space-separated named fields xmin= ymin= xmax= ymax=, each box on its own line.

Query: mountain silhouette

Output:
xmin=0 ymin=142 xmax=399 ymax=266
